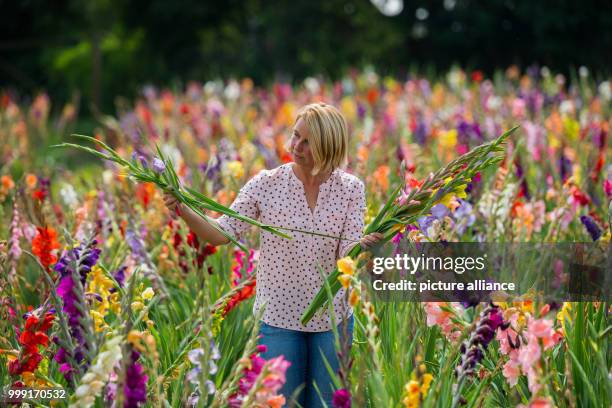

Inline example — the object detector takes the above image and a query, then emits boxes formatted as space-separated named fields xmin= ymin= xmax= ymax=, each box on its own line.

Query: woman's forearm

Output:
xmin=179 ymin=205 xmax=230 ymax=246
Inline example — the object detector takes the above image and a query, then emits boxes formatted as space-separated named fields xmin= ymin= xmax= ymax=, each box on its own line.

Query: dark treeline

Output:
xmin=1 ymin=0 xmax=610 ymax=113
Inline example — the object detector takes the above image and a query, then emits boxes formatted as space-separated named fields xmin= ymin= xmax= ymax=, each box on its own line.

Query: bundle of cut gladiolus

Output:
xmin=53 ymin=135 xmax=293 ymax=252
xmin=300 ymin=126 xmax=518 ymax=325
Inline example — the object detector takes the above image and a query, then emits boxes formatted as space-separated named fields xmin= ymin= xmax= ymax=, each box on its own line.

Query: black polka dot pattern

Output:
xmin=217 ymin=163 xmax=366 ymax=332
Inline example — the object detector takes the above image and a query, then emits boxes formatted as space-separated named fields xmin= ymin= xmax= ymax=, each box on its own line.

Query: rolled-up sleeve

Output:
xmin=217 ymin=172 xmax=262 ymax=241
xmin=338 ymin=179 xmax=366 ymax=258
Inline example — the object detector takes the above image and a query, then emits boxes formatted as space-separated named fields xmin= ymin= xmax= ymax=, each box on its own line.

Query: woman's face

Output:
xmin=290 ymin=118 xmax=315 ymax=168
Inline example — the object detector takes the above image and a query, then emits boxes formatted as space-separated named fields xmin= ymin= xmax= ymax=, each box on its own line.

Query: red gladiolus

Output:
xmin=9 ymin=353 xmax=43 ymax=376
xmin=9 ymin=312 xmax=54 ymax=376
xmin=180 ymin=103 xmax=190 ymax=116
xmin=31 ymin=226 xmax=60 ymax=272
xmin=570 ymin=187 xmax=590 ymax=206
xmin=471 ymin=70 xmax=484 ymax=83
xmin=53 ymin=203 xmax=64 ymax=225
xmin=32 ymin=189 xmax=47 ymax=201
xmin=136 ymin=183 xmax=156 ymax=209
xmin=367 ymin=88 xmax=379 ymax=105
xmin=511 ymin=199 xmax=524 ymax=217
xmin=223 ymin=278 xmax=256 ymax=317
xmin=169 ymin=220 xmax=217 ymax=273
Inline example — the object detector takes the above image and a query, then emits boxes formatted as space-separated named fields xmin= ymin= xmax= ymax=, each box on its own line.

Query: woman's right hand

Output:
xmin=162 ymin=190 xmax=229 ymax=246
xmin=163 ymin=191 xmax=183 ymax=216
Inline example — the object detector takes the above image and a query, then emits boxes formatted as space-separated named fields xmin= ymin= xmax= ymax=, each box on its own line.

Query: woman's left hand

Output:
xmin=359 ymin=232 xmax=384 ymax=250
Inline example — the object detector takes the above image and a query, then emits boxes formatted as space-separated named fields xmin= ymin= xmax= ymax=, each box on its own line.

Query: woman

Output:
xmin=164 ymin=102 xmax=382 ymax=407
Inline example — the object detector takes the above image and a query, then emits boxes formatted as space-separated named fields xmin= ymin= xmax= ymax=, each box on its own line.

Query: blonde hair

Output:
xmin=290 ymin=102 xmax=349 ymax=176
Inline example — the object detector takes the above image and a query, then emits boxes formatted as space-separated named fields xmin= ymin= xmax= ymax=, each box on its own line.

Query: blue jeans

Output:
xmin=258 ymin=315 xmax=354 ymax=408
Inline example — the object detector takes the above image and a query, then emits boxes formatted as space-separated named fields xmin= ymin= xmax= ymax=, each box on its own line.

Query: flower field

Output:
xmin=0 ymin=67 xmax=610 ymax=407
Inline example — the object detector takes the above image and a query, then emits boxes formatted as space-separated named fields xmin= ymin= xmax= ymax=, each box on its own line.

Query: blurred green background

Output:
xmin=1 ymin=0 xmax=611 ymax=114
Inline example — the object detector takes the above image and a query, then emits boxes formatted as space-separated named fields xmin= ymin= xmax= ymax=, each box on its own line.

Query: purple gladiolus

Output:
xmin=453 ymin=199 xmax=476 ymax=235
xmin=113 ymin=265 xmax=126 ymax=287
xmin=559 ymin=153 xmax=572 ymax=182
xmin=53 ymin=239 xmax=101 ymax=380
xmin=124 ymin=350 xmax=148 ymax=408
xmin=418 ymin=203 xmax=449 ymax=236
xmin=139 ymin=155 xmax=148 ymax=169
xmin=357 ymin=103 xmax=366 ymax=119
xmin=465 ymin=172 xmax=481 ymax=194
xmin=456 ymin=304 xmax=508 ymax=379
xmin=152 ymin=157 xmax=165 ymax=173
xmin=457 ymin=120 xmax=483 ymax=145
xmin=580 ymin=215 xmax=602 ymax=241
xmin=414 ymin=120 xmax=428 ymax=145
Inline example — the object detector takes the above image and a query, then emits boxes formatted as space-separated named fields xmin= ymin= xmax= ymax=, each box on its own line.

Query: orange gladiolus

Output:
xmin=373 ymin=165 xmax=390 ymax=191
xmin=1 ymin=175 xmax=15 ymax=190
xmin=136 ymin=183 xmax=156 ymax=210
xmin=357 ymin=145 xmax=369 ymax=163
xmin=25 ymin=174 xmax=37 ymax=189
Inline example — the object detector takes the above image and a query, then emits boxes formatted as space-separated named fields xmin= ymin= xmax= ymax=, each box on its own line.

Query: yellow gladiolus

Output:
xmin=421 ymin=373 xmax=433 ymax=396
xmin=563 ymin=117 xmax=579 ymax=140
xmin=224 ymin=160 xmax=245 ymax=180
xmin=337 ymin=257 xmax=356 ymax=275
xmin=406 ymin=380 xmax=420 ymax=395
xmin=349 ymin=289 xmax=360 ymax=306
xmin=439 ymin=129 xmax=457 ymax=149
xmin=338 ymin=274 xmax=352 ymax=289
xmin=142 ymin=287 xmax=155 ymax=301
xmin=433 ymin=177 xmax=469 ymax=206
xmin=557 ymin=302 xmax=573 ymax=335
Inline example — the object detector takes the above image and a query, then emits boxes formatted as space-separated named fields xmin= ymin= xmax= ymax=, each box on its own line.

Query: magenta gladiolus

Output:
xmin=332 ymin=388 xmax=351 ymax=408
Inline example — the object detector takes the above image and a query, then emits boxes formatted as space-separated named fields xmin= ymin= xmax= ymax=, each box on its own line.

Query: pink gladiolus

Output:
xmin=262 ymin=356 xmax=291 ymax=392
xmin=392 ymin=231 xmax=403 ymax=244
xmin=512 ymin=98 xmax=526 ymax=118
xmin=527 ymin=318 xmax=553 ymax=338
xmin=228 ymin=345 xmax=290 ymax=408
xmin=496 ymin=327 xmax=519 ymax=355
xmin=502 ymin=352 xmax=521 ymax=387
xmin=527 ymin=317 xmax=562 ymax=350
xmin=232 ymin=248 xmax=259 ymax=286
xmin=520 ymin=397 xmax=554 ymax=408
xmin=424 ymin=302 xmax=462 ymax=340
xmin=604 ymin=179 xmax=612 ymax=198
xmin=9 ymin=202 xmax=22 ymax=260
xmin=518 ymin=335 xmax=541 ymax=372
xmin=526 ymin=366 xmax=541 ymax=394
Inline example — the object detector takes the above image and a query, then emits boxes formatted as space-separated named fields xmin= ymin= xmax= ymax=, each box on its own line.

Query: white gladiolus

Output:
xmin=102 ymin=169 xmax=114 ymax=185
xmin=224 ymin=80 xmax=241 ymax=101
xmin=304 ymin=77 xmax=320 ymax=94
xmin=60 ymin=183 xmax=78 ymax=207
xmin=559 ymin=100 xmax=574 ymax=116
xmin=70 ymin=335 xmax=123 ymax=408
xmin=75 ymin=384 xmax=91 ymax=398
xmin=598 ymin=81 xmax=611 ymax=101
xmin=161 ymin=144 xmax=183 ymax=168
xmin=80 ymin=373 xmax=96 ymax=383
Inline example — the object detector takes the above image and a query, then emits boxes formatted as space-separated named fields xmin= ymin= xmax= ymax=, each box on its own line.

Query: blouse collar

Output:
xmin=287 ymin=163 xmax=339 ymax=189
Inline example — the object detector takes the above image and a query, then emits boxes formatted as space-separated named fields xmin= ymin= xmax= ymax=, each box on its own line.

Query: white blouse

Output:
xmin=217 ymin=163 xmax=366 ymax=331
